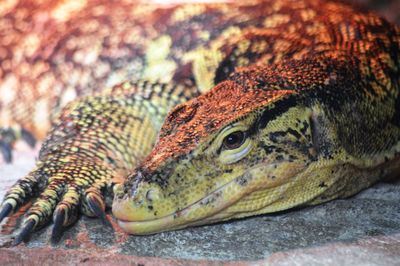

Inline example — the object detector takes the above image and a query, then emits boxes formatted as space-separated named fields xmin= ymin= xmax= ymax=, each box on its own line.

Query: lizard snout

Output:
xmin=112 ymin=177 xmax=173 ymax=223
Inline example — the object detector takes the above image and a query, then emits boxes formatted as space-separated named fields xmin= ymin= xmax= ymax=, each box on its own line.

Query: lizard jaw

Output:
xmin=113 ymin=162 xmax=305 ymax=234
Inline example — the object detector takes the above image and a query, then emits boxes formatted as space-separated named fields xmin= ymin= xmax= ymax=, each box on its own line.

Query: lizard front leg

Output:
xmin=0 ymin=81 xmax=183 ymax=244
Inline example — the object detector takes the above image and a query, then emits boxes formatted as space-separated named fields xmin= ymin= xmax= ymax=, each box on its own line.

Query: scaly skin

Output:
xmin=0 ymin=0 xmax=399 ymax=243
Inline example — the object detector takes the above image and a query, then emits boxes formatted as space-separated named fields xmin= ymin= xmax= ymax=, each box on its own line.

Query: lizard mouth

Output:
xmin=113 ymin=162 xmax=305 ymax=235
xmin=115 ymin=174 xmax=242 ymax=234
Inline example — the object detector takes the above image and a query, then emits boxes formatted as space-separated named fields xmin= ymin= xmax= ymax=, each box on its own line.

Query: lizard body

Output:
xmin=0 ymin=0 xmax=399 ymax=243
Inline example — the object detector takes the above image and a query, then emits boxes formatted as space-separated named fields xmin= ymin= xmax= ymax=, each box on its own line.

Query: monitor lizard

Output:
xmin=0 ymin=0 xmax=399 ymax=245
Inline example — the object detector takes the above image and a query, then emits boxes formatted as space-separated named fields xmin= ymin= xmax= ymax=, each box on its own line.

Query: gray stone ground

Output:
xmin=0 ymin=148 xmax=400 ymax=265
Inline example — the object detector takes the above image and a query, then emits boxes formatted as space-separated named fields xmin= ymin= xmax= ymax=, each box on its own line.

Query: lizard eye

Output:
xmin=216 ymin=123 xmax=253 ymax=164
xmin=222 ymin=131 xmax=246 ymax=150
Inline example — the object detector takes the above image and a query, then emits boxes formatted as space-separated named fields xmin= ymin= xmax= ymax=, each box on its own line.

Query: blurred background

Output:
xmin=348 ymin=0 xmax=399 ymax=24
xmin=153 ymin=0 xmax=400 ymax=23
xmin=151 ymin=0 xmax=400 ymax=24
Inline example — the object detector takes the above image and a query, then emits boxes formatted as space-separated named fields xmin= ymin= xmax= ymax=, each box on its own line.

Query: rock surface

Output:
xmin=0 ymin=149 xmax=400 ymax=265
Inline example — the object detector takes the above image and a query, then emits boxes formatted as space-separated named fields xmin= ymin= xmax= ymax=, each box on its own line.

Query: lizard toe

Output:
xmin=82 ymin=180 xmax=112 ymax=228
xmin=51 ymin=186 xmax=81 ymax=244
xmin=0 ymin=169 xmax=43 ymax=224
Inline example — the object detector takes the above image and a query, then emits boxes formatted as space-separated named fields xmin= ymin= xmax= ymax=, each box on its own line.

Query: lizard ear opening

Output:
xmin=310 ymin=107 xmax=336 ymax=159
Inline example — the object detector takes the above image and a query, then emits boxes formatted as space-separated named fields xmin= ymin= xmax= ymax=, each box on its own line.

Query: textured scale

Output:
xmin=0 ymin=0 xmax=399 ymax=244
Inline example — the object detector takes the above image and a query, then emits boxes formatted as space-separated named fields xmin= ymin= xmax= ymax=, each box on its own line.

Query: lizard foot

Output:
xmin=0 ymin=160 xmax=113 ymax=245
xmin=0 ymin=127 xmax=37 ymax=163
xmin=0 ymin=95 xmax=132 ymax=245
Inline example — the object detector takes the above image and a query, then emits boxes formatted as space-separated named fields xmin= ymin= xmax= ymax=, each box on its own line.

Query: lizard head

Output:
xmin=112 ymin=60 xmax=343 ymax=234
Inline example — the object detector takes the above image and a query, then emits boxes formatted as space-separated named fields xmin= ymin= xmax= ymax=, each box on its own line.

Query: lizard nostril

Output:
xmin=145 ymin=189 xmax=160 ymax=202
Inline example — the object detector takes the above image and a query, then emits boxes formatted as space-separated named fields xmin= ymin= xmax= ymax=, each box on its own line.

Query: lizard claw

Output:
xmin=13 ymin=219 xmax=36 ymax=246
xmin=20 ymin=128 xmax=37 ymax=148
xmin=0 ymin=127 xmax=37 ymax=163
xmin=51 ymin=208 xmax=65 ymax=244
xmin=51 ymin=208 xmax=72 ymax=244
xmin=86 ymin=194 xmax=112 ymax=228
xmin=0 ymin=203 xmax=13 ymax=224
xmin=0 ymin=140 xmax=12 ymax=163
